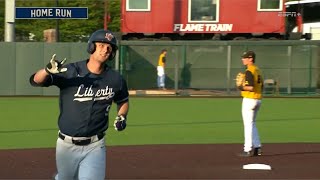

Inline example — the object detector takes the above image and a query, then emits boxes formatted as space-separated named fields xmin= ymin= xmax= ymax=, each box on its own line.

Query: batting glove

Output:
xmin=45 ymin=54 xmax=67 ymax=74
xmin=114 ymin=115 xmax=127 ymax=131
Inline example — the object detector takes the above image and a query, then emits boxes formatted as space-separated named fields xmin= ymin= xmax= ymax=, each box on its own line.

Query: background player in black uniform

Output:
xmin=30 ymin=29 xmax=129 ymax=180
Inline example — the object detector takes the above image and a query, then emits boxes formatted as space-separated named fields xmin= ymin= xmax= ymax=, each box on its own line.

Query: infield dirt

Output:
xmin=0 ymin=143 xmax=319 ymax=179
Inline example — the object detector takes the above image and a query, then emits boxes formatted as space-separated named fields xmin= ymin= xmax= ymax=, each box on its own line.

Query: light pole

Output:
xmin=4 ymin=0 xmax=15 ymax=42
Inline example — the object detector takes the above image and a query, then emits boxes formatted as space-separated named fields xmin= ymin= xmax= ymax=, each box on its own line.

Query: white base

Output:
xmin=243 ymin=163 xmax=272 ymax=170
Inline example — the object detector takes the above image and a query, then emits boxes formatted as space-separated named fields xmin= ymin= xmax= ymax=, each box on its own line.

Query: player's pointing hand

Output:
xmin=46 ymin=54 xmax=68 ymax=74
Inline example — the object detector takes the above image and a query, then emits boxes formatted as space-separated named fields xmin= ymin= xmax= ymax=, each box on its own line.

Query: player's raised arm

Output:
xmin=30 ymin=54 xmax=67 ymax=86
xmin=32 ymin=68 xmax=50 ymax=85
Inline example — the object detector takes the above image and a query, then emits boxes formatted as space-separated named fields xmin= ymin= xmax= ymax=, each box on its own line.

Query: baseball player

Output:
xmin=157 ymin=49 xmax=167 ymax=90
xmin=29 ymin=29 xmax=129 ymax=180
xmin=237 ymin=50 xmax=263 ymax=157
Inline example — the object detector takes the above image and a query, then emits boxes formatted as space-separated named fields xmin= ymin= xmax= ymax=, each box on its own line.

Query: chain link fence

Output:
xmin=0 ymin=40 xmax=319 ymax=96
xmin=119 ymin=40 xmax=320 ymax=96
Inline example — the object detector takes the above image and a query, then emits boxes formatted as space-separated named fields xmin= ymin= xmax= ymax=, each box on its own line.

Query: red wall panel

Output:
xmin=121 ymin=0 xmax=286 ymax=34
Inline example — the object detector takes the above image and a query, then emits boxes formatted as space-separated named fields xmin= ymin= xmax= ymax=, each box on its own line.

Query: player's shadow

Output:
xmin=179 ymin=63 xmax=192 ymax=88
xmin=262 ymin=151 xmax=320 ymax=156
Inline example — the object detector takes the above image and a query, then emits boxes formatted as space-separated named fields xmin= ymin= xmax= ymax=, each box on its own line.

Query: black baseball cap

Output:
xmin=241 ymin=51 xmax=255 ymax=59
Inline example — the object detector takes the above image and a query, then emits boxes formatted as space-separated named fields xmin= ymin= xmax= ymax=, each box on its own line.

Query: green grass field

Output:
xmin=0 ymin=97 xmax=319 ymax=149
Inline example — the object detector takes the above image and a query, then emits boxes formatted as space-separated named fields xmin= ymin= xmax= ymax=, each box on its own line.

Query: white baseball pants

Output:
xmin=242 ymin=97 xmax=262 ymax=152
xmin=54 ymin=137 xmax=106 ymax=180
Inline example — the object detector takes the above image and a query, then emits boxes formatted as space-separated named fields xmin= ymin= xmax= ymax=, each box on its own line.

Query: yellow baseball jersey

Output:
xmin=241 ymin=64 xmax=263 ymax=99
xmin=158 ymin=53 xmax=166 ymax=67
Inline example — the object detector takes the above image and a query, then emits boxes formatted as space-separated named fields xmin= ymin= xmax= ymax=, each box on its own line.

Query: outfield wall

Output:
xmin=121 ymin=40 xmax=320 ymax=95
xmin=0 ymin=40 xmax=319 ymax=96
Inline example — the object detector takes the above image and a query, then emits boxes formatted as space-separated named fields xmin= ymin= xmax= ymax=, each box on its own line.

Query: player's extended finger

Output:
xmin=50 ymin=54 xmax=56 ymax=63
xmin=60 ymin=58 xmax=67 ymax=65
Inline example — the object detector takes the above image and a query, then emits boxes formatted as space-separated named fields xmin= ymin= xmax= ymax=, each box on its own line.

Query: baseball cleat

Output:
xmin=238 ymin=148 xmax=262 ymax=157
xmin=51 ymin=172 xmax=57 ymax=180
xmin=238 ymin=151 xmax=253 ymax=157
xmin=253 ymin=147 xmax=262 ymax=156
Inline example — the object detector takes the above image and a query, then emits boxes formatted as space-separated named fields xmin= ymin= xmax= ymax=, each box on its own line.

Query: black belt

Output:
xmin=58 ymin=132 xmax=104 ymax=146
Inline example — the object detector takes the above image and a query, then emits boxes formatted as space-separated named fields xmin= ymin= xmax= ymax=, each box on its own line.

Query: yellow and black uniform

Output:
xmin=241 ymin=64 xmax=263 ymax=99
xmin=239 ymin=51 xmax=263 ymax=157
xmin=157 ymin=49 xmax=167 ymax=89
xmin=158 ymin=53 xmax=166 ymax=67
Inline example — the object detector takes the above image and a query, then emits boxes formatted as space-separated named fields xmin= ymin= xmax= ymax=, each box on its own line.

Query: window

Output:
xmin=286 ymin=1 xmax=320 ymax=23
xmin=258 ymin=0 xmax=283 ymax=11
xmin=188 ymin=0 xmax=219 ymax=22
xmin=126 ymin=0 xmax=150 ymax=11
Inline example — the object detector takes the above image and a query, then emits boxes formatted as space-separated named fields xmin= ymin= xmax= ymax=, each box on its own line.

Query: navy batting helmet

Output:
xmin=87 ymin=29 xmax=118 ymax=60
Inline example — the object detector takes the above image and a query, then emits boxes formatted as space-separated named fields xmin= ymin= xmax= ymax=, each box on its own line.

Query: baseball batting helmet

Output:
xmin=87 ymin=29 xmax=118 ymax=60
